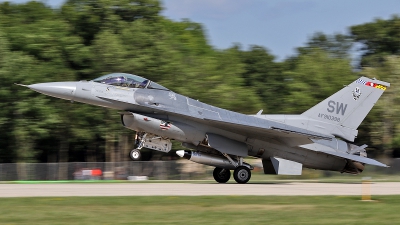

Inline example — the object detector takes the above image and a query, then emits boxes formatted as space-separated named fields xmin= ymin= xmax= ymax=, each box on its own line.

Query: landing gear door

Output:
xmin=142 ymin=134 xmax=172 ymax=153
xmin=207 ymin=133 xmax=248 ymax=157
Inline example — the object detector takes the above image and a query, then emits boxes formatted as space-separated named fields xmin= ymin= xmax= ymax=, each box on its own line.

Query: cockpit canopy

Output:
xmin=92 ymin=73 xmax=169 ymax=90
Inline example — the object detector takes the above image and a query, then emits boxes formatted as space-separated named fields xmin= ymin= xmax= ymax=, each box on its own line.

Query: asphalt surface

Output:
xmin=0 ymin=182 xmax=400 ymax=197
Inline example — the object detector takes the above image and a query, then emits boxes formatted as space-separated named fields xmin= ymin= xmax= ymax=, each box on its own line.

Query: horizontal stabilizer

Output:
xmin=300 ymin=143 xmax=388 ymax=167
xmin=331 ymin=150 xmax=387 ymax=167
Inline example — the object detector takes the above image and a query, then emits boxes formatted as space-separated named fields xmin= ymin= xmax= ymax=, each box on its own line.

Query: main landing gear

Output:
xmin=212 ymin=154 xmax=253 ymax=184
xmin=213 ymin=166 xmax=252 ymax=184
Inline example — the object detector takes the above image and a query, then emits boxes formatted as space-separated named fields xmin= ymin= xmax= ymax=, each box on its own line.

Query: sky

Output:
xmin=2 ymin=0 xmax=400 ymax=60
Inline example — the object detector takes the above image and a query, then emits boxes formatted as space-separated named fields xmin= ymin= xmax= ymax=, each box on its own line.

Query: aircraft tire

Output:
xmin=129 ymin=149 xmax=141 ymax=161
xmin=213 ymin=167 xmax=231 ymax=183
xmin=233 ymin=166 xmax=251 ymax=184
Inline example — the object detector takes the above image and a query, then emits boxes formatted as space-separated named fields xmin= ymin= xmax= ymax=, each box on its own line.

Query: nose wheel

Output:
xmin=233 ymin=166 xmax=251 ymax=184
xmin=129 ymin=149 xmax=141 ymax=161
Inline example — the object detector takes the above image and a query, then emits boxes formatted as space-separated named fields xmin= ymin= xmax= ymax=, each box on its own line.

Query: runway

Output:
xmin=1 ymin=182 xmax=400 ymax=197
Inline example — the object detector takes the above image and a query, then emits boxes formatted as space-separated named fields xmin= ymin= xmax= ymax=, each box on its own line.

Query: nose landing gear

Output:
xmin=128 ymin=132 xmax=173 ymax=161
xmin=129 ymin=132 xmax=146 ymax=161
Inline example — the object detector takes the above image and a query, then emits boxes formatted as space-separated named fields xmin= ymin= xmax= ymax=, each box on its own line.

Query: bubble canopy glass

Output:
xmin=92 ymin=73 xmax=169 ymax=90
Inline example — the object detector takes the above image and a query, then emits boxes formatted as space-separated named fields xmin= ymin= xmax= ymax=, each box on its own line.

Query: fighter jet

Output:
xmin=17 ymin=73 xmax=390 ymax=184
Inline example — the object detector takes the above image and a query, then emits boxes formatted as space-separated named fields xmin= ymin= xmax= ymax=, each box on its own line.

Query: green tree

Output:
xmin=2 ymin=0 xmax=397 ymax=163
xmin=351 ymin=15 xmax=400 ymax=67
xmin=305 ymin=32 xmax=353 ymax=59
xmin=282 ymin=48 xmax=357 ymax=114
xmin=0 ymin=29 xmax=60 ymax=163
xmin=358 ymin=56 xmax=400 ymax=157
xmin=239 ymin=45 xmax=285 ymax=113
xmin=61 ymin=0 xmax=162 ymax=46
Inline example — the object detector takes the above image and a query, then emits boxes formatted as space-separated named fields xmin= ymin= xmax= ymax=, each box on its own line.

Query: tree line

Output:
xmin=0 ymin=0 xmax=399 ymax=163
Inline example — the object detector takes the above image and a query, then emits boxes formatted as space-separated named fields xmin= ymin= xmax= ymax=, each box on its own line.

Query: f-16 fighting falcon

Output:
xmin=17 ymin=73 xmax=390 ymax=184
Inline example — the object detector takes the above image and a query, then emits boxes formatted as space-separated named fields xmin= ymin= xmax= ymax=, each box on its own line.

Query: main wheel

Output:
xmin=213 ymin=167 xmax=231 ymax=183
xmin=233 ymin=166 xmax=251 ymax=184
xmin=129 ymin=149 xmax=141 ymax=161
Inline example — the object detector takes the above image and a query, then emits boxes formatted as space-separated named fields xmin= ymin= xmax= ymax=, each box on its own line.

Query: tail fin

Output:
xmin=302 ymin=77 xmax=390 ymax=141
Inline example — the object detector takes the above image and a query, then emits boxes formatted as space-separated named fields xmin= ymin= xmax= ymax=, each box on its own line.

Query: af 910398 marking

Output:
xmin=318 ymin=113 xmax=340 ymax=122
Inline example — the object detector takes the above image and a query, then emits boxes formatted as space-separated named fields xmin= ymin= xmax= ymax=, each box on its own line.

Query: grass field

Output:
xmin=1 ymin=196 xmax=400 ymax=224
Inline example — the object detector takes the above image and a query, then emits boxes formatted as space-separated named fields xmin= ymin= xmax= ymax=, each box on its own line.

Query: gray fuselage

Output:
xmin=71 ymin=80 xmax=347 ymax=172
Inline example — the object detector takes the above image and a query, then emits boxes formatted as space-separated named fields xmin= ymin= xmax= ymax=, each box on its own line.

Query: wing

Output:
xmin=99 ymin=95 xmax=333 ymax=143
xmin=100 ymin=91 xmax=386 ymax=167
xmin=202 ymin=117 xmax=333 ymax=141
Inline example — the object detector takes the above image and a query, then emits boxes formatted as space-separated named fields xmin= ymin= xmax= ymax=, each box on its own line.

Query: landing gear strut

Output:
xmin=220 ymin=153 xmax=253 ymax=184
xmin=129 ymin=132 xmax=146 ymax=161
xmin=213 ymin=167 xmax=231 ymax=183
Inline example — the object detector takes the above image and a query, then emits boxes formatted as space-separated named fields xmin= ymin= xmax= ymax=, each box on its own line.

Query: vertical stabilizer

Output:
xmin=302 ymin=77 xmax=389 ymax=140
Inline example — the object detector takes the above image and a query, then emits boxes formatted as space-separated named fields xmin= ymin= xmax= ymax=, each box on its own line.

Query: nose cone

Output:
xmin=28 ymin=82 xmax=77 ymax=101
xmin=176 ymin=150 xmax=191 ymax=159
xmin=176 ymin=150 xmax=185 ymax=157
